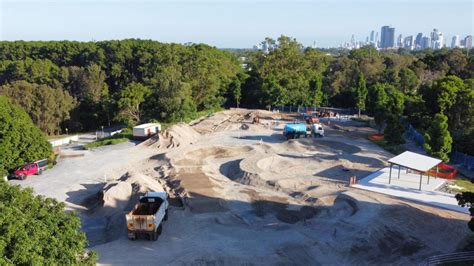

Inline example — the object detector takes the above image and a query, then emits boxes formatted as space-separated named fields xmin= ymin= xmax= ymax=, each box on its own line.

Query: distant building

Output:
xmin=422 ymin=36 xmax=431 ymax=49
xmin=403 ymin=36 xmax=414 ymax=50
xmin=431 ymin=29 xmax=444 ymax=50
xmin=370 ymin=30 xmax=375 ymax=43
xmin=415 ymin=33 xmax=423 ymax=50
xmin=396 ymin=34 xmax=403 ymax=48
xmin=465 ymin=35 xmax=473 ymax=49
xmin=375 ymin=32 xmax=379 ymax=48
xmin=380 ymin=26 xmax=395 ymax=49
xmin=451 ymin=35 xmax=461 ymax=48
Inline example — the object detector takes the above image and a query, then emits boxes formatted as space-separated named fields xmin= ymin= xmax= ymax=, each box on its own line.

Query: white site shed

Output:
xmin=133 ymin=123 xmax=161 ymax=140
xmin=387 ymin=151 xmax=442 ymax=190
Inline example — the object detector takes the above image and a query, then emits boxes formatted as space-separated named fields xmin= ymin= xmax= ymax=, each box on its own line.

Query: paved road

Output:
xmin=10 ymin=141 xmax=154 ymax=209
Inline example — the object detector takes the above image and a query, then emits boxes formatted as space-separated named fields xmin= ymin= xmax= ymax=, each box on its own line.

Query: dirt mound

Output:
xmin=119 ymin=171 xmax=165 ymax=193
xmin=165 ymin=123 xmax=201 ymax=148
xmin=102 ymin=182 xmax=132 ymax=211
xmin=317 ymin=195 xmax=359 ymax=219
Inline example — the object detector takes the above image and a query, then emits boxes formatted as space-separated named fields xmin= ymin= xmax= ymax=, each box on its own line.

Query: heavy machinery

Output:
xmin=126 ymin=192 xmax=169 ymax=241
xmin=283 ymin=123 xmax=307 ymax=140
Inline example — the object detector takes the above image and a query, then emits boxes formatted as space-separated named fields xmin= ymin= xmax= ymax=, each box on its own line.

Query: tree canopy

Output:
xmin=0 ymin=96 xmax=52 ymax=176
xmin=0 ymin=181 xmax=96 ymax=264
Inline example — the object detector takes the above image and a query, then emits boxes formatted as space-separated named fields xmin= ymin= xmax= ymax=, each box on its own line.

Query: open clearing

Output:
xmin=12 ymin=109 xmax=470 ymax=265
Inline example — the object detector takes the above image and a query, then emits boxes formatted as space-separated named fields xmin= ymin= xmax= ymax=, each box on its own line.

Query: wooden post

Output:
xmin=389 ymin=164 xmax=393 ymax=184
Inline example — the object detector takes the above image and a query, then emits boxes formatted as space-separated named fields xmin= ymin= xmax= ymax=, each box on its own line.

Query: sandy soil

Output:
xmin=13 ymin=109 xmax=470 ymax=265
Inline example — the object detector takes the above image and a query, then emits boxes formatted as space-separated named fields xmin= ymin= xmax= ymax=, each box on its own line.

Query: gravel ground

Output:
xmin=11 ymin=109 xmax=471 ymax=265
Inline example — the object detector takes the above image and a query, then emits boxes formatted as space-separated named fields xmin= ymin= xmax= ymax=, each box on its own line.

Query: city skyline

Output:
xmin=1 ymin=0 xmax=473 ymax=48
xmin=339 ymin=26 xmax=472 ymax=50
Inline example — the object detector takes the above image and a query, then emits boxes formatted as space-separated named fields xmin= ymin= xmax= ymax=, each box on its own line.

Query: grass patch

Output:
xmin=452 ymin=178 xmax=474 ymax=193
xmin=84 ymin=138 xmax=129 ymax=149
xmin=370 ymin=139 xmax=406 ymax=155
xmin=84 ymin=128 xmax=133 ymax=150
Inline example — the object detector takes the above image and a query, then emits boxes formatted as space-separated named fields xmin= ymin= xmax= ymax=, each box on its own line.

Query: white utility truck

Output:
xmin=126 ymin=192 xmax=169 ymax=241
xmin=311 ymin=123 xmax=325 ymax=137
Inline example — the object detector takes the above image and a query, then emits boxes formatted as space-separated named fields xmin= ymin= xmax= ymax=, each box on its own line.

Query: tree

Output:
xmin=384 ymin=116 xmax=405 ymax=145
xmin=383 ymin=86 xmax=405 ymax=145
xmin=0 ymin=181 xmax=96 ymax=264
xmin=145 ymin=65 xmax=196 ymax=122
xmin=369 ymin=83 xmax=389 ymax=133
xmin=0 ymin=81 xmax=76 ymax=135
xmin=423 ymin=75 xmax=462 ymax=115
xmin=424 ymin=113 xmax=453 ymax=162
xmin=309 ymin=74 xmax=323 ymax=107
xmin=354 ymin=72 xmax=368 ymax=117
xmin=398 ymin=68 xmax=419 ymax=94
xmin=117 ymin=82 xmax=151 ymax=126
xmin=0 ymin=96 xmax=52 ymax=176
xmin=455 ymin=191 xmax=474 ymax=232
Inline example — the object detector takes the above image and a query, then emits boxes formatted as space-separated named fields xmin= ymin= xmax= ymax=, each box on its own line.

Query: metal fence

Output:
xmin=451 ymin=151 xmax=474 ymax=171
xmin=404 ymin=123 xmax=425 ymax=146
xmin=272 ymin=106 xmax=357 ymax=115
xmin=405 ymin=123 xmax=474 ymax=171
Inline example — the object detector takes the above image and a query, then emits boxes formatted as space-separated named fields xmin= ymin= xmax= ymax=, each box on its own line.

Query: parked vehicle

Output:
xmin=12 ymin=159 xmax=48 ymax=180
xmin=126 ymin=192 xmax=169 ymax=241
xmin=133 ymin=123 xmax=161 ymax=140
xmin=311 ymin=123 xmax=325 ymax=137
xmin=283 ymin=123 xmax=307 ymax=140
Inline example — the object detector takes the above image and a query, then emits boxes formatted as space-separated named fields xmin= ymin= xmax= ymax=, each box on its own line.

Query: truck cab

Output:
xmin=312 ymin=123 xmax=324 ymax=137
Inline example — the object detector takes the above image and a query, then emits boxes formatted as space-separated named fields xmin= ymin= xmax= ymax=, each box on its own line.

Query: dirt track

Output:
xmin=13 ymin=109 xmax=470 ymax=265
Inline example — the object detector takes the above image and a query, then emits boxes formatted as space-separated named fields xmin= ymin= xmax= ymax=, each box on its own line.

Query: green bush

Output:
xmin=0 ymin=181 xmax=96 ymax=264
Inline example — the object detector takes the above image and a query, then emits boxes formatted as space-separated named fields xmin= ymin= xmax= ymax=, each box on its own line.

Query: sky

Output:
xmin=0 ymin=0 xmax=473 ymax=48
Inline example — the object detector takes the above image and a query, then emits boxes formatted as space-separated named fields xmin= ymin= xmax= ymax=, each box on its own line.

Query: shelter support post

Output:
xmin=427 ymin=171 xmax=430 ymax=184
xmin=419 ymin=172 xmax=422 ymax=190
xmin=389 ymin=163 xmax=393 ymax=184
xmin=398 ymin=165 xmax=401 ymax=179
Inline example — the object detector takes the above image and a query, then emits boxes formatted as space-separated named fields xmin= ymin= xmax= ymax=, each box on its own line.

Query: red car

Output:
xmin=13 ymin=159 xmax=48 ymax=180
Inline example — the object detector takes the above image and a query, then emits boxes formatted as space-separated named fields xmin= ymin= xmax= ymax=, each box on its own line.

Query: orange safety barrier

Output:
xmin=427 ymin=163 xmax=458 ymax=179
xmin=368 ymin=134 xmax=385 ymax=141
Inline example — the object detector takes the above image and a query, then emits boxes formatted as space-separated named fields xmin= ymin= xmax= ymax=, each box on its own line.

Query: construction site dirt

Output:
xmin=11 ymin=109 xmax=470 ymax=265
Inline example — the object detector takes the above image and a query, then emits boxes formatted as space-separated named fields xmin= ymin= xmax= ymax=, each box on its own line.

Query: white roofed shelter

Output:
xmin=387 ymin=151 xmax=442 ymax=190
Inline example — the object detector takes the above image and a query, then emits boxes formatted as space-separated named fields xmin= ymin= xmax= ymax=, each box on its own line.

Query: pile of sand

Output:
xmin=95 ymin=171 xmax=165 ymax=216
xmin=165 ymin=123 xmax=201 ymax=147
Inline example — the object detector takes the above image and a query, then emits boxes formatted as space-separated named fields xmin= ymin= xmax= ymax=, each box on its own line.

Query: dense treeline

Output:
xmin=0 ymin=37 xmax=473 ymax=159
xmin=0 ymin=40 xmax=242 ymax=132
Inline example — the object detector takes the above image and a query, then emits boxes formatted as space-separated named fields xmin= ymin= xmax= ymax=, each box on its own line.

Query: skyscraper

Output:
xmin=415 ymin=33 xmax=423 ymax=50
xmin=397 ymin=34 xmax=403 ymax=48
xmin=370 ymin=30 xmax=375 ymax=43
xmin=431 ymin=29 xmax=444 ymax=50
xmin=380 ymin=26 xmax=395 ymax=49
xmin=465 ymin=35 xmax=473 ymax=49
xmin=375 ymin=32 xmax=379 ymax=48
xmin=403 ymin=36 xmax=414 ymax=50
xmin=451 ymin=35 xmax=460 ymax=48
xmin=422 ymin=36 xmax=431 ymax=49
